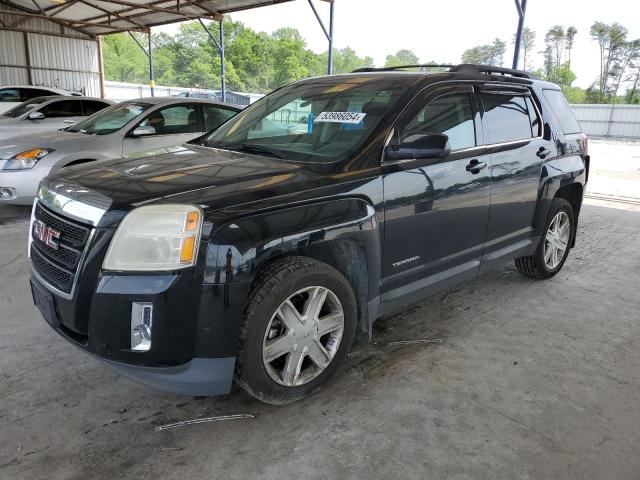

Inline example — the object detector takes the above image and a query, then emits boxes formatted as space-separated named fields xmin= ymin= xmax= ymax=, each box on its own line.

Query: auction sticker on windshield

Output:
xmin=314 ymin=112 xmax=366 ymax=124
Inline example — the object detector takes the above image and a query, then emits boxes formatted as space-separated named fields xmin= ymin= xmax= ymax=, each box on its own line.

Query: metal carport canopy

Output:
xmin=0 ymin=0 xmax=336 ymax=101
xmin=0 ymin=1 xmax=299 ymax=35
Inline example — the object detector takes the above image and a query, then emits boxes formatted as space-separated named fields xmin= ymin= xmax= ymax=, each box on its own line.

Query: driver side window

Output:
xmin=138 ymin=104 xmax=199 ymax=135
xmin=399 ymin=93 xmax=476 ymax=151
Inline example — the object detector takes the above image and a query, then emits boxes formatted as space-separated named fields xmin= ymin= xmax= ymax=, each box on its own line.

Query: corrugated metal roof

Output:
xmin=0 ymin=0 xmax=303 ymax=36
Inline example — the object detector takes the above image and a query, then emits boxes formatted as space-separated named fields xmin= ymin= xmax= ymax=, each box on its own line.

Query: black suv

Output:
xmin=29 ymin=64 xmax=588 ymax=404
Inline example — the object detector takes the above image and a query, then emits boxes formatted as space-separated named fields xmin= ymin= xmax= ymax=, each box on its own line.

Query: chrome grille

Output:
xmin=30 ymin=202 xmax=92 ymax=295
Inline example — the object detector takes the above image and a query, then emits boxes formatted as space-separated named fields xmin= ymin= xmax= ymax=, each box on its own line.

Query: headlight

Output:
xmin=103 ymin=204 xmax=203 ymax=271
xmin=3 ymin=148 xmax=54 ymax=170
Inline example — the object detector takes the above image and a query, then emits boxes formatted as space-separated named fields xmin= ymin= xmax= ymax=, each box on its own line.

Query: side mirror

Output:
xmin=385 ymin=133 xmax=450 ymax=161
xmin=131 ymin=125 xmax=156 ymax=137
xmin=28 ymin=111 xmax=45 ymax=120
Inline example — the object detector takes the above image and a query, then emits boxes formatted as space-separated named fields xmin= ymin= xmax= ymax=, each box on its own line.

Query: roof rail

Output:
xmin=351 ymin=64 xmax=455 ymax=73
xmin=351 ymin=63 xmax=536 ymax=79
xmin=450 ymin=64 xmax=536 ymax=79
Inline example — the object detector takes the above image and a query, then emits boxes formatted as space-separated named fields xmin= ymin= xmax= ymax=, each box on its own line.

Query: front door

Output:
xmin=123 ymin=103 xmax=205 ymax=155
xmin=381 ymin=85 xmax=491 ymax=310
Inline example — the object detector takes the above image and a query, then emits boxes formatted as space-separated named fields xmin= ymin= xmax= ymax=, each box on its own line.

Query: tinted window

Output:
xmin=82 ymin=100 xmax=110 ymax=116
xmin=138 ymin=104 xmax=199 ymax=135
xmin=39 ymin=99 xmax=83 ymax=117
xmin=525 ymin=96 xmax=541 ymax=137
xmin=21 ymin=88 xmax=57 ymax=100
xmin=0 ymin=89 xmax=21 ymax=102
xmin=400 ymin=93 xmax=476 ymax=150
xmin=203 ymin=105 xmax=237 ymax=131
xmin=482 ymin=93 xmax=533 ymax=144
xmin=543 ymin=89 xmax=581 ymax=134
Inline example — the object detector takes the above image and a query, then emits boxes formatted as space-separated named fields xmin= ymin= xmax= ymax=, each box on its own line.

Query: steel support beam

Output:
xmin=512 ymin=0 xmax=527 ymax=69
xmin=198 ymin=18 xmax=226 ymax=102
xmin=220 ymin=19 xmax=226 ymax=102
xmin=307 ymin=0 xmax=334 ymax=75
xmin=148 ymin=30 xmax=155 ymax=96
xmin=127 ymin=31 xmax=154 ymax=96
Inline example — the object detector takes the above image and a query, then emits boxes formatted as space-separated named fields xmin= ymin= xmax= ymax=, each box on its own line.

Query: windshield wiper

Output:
xmin=211 ymin=142 xmax=284 ymax=159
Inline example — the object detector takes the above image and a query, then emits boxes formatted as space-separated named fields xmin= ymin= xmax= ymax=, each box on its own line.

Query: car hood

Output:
xmin=0 ymin=129 xmax=90 ymax=159
xmin=46 ymin=144 xmax=332 ymax=225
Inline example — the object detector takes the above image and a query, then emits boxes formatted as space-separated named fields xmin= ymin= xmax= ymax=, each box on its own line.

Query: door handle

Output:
xmin=466 ymin=159 xmax=487 ymax=174
xmin=537 ymin=146 xmax=551 ymax=159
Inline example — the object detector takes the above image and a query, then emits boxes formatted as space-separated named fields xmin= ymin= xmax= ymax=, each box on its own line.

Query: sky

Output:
xmin=156 ymin=0 xmax=640 ymax=89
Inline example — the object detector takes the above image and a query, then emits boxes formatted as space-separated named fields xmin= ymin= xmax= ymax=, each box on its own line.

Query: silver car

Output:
xmin=0 ymin=97 xmax=240 ymax=204
xmin=0 ymin=85 xmax=82 ymax=114
xmin=0 ymin=96 xmax=113 ymax=140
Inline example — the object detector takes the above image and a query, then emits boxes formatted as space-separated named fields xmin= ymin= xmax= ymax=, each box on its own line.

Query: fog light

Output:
xmin=131 ymin=302 xmax=152 ymax=352
xmin=0 ymin=187 xmax=16 ymax=199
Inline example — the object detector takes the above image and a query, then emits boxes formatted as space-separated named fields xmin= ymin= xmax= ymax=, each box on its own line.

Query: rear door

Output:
xmin=381 ymin=85 xmax=492 ymax=309
xmin=122 ymin=102 xmax=205 ymax=155
xmin=478 ymin=86 xmax=552 ymax=270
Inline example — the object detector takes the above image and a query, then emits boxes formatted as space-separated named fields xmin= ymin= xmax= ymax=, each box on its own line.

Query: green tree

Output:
xmin=461 ymin=38 xmax=506 ymax=66
xmin=102 ymin=33 xmax=149 ymax=84
xmin=384 ymin=49 xmax=420 ymax=67
xmin=590 ymin=22 xmax=628 ymax=102
xmin=513 ymin=27 xmax=536 ymax=70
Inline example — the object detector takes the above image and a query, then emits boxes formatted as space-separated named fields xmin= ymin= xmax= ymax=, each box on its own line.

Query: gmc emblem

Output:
xmin=33 ymin=219 xmax=61 ymax=250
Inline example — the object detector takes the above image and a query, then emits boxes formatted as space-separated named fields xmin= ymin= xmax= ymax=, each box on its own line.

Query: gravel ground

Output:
xmin=0 ymin=141 xmax=639 ymax=480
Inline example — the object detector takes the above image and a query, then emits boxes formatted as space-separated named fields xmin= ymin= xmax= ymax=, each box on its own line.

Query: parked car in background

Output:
xmin=27 ymin=64 xmax=589 ymax=405
xmin=0 ymin=96 xmax=113 ymax=140
xmin=0 ymin=97 xmax=240 ymax=204
xmin=176 ymin=91 xmax=220 ymax=101
xmin=0 ymin=85 xmax=81 ymax=114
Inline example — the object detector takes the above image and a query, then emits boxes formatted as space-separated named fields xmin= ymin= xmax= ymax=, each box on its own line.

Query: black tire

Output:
xmin=515 ymin=198 xmax=574 ymax=279
xmin=236 ymin=256 xmax=357 ymax=405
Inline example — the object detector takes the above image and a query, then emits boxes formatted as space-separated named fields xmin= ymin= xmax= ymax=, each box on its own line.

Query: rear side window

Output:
xmin=82 ymin=100 xmax=110 ymax=116
xmin=203 ymin=105 xmax=237 ymax=131
xmin=481 ymin=93 xmax=533 ymax=144
xmin=542 ymin=89 xmax=581 ymax=134
xmin=524 ymin=97 xmax=542 ymax=137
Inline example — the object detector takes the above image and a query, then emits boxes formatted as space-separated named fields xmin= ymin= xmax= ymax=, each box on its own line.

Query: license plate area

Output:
xmin=31 ymin=279 xmax=60 ymax=329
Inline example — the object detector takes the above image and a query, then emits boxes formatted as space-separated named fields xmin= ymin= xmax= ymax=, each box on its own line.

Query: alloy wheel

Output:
xmin=543 ymin=211 xmax=571 ymax=270
xmin=262 ymin=286 xmax=345 ymax=387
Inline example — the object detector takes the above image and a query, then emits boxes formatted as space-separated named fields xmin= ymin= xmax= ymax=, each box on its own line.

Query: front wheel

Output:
xmin=515 ymin=198 xmax=574 ymax=279
xmin=236 ymin=256 xmax=357 ymax=405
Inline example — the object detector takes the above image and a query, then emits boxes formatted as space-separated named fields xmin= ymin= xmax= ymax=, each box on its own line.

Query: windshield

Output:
xmin=202 ymin=77 xmax=406 ymax=162
xmin=2 ymin=99 xmax=47 ymax=118
xmin=66 ymin=102 xmax=152 ymax=135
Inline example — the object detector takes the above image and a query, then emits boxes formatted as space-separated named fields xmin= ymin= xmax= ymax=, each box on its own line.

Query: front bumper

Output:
xmin=30 ymin=265 xmax=249 ymax=397
xmin=101 ymin=356 xmax=236 ymax=396
xmin=0 ymin=166 xmax=52 ymax=204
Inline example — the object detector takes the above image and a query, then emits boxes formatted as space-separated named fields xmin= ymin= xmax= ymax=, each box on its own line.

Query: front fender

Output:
xmin=204 ymin=197 xmax=380 ymax=289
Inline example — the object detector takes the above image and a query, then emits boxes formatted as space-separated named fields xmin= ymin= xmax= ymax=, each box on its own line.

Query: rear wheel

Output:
xmin=236 ymin=256 xmax=356 ymax=405
xmin=515 ymin=198 xmax=574 ymax=279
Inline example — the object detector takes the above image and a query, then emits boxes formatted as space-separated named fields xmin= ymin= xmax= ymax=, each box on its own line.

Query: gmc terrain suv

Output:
xmin=29 ymin=64 xmax=589 ymax=404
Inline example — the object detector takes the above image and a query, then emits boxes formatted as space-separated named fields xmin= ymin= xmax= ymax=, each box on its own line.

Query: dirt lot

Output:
xmin=1 ymin=140 xmax=639 ymax=480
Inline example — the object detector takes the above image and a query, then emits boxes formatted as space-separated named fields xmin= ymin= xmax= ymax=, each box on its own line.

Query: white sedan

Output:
xmin=0 ymin=85 xmax=81 ymax=114
xmin=0 ymin=96 xmax=113 ymax=141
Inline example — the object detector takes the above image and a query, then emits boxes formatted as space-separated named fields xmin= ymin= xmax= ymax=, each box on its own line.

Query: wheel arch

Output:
xmin=204 ymin=197 xmax=381 ymax=341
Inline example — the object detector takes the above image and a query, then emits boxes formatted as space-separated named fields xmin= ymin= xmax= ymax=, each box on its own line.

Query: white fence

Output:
xmin=104 ymin=80 xmax=263 ymax=106
xmin=572 ymin=104 xmax=640 ymax=139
